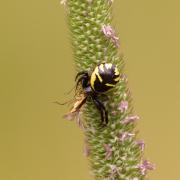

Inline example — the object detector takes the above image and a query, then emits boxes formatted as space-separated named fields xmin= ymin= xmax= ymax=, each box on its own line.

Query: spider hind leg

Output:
xmin=92 ymin=95 xmax=108 ymax=126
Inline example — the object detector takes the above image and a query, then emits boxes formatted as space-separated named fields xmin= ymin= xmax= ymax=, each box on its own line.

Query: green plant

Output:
xmin=61 ymin=0 xmax=154 ymax=179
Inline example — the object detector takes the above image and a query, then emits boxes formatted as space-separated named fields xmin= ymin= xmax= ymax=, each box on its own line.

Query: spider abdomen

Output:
xmin=90 ymin=63 xmax=120 ymax=93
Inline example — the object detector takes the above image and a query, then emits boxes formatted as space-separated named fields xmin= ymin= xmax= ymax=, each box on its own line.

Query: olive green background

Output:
xmin=0 ymin=0 xmax=179 ymax=179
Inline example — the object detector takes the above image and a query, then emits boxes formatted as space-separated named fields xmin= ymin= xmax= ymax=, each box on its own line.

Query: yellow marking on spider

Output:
xmin=94 ymin=67 xmax=103 ymax=82
xmin=99 ymin=64 xmax=104 ymax=72
xmin=114 ymin=67 xmax=120 ymax=76
xmin=105 ymin=63 xmax=112 ymax=69
xmin=90 ymin=71 xmax=97 ymax=90
xmin=105 ymin=83 xmax=115 ymax=87
xmin=114 ymin=76 xmax=120 ymax=81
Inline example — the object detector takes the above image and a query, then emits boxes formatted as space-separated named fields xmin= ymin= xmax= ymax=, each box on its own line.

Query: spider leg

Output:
xmin=91 ymin=97 xmax=105 ymax=125
xmin=75 ymin=72 xmax=89 ymax=92
xmin=91 ymin=95 xmax=108 ymax=125
xmin=75 ymin=75 xmax=86 ymax=91
xmin=75 ymin=71 xmax=88 ymax=81
xmin=96 ymin=98 xmax=108 ymax=125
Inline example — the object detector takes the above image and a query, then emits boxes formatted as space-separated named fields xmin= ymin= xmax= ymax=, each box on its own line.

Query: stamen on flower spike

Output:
xmin=119 ymin=132 xmax=135 ymax=142
xmin=138 ymin=160 xmax=155 ymax=175
xmin=118 ymin=100 xmax=128 ymax=112
xmin=121 ymin=115 xmax=140 ymax=124
xmin=101 ymin=25 xmax=120 ymax=47
xmin=103 ymin=144 xmax=113 ymax=159
xmin=63 ymin=111 xmax=79 ymax=121
xmin=109 ymin=164 xmax=121 ymax=179
xmin=83 ymin=144 xmax=90 ymax=157
xmin=136 ymin=140 xmax=145 ymax=152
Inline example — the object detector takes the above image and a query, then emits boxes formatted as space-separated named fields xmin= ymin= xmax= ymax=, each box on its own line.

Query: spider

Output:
xmin=72 ymin=63 xmax=120 ymax=125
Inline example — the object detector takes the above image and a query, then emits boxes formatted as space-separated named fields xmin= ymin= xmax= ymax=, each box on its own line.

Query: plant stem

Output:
xmin=63 ymin=0 xmax=155 ymax=179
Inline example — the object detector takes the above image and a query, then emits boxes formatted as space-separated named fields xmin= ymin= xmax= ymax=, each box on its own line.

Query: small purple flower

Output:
xmin=120 ymin=74 xmax=128 ymax=83
xmin=75 ymin=112 xmax=84 ymax=128
xmin=109 ymin=164 xmax=121 ymax=180
xmin=103 ymin=144 xmax=113 ymax=159
xmin=121 ymin=115 xmax=140 ymax=124
xmin=102 ymin=25 xmax=114 ymax=37
xmin=63 ymin=111 xmax=84 ymax=129
xmin=83 ymin=139 xmax=90 ymax=157
xmin=136 ymin=140 xmax=145 ymax=152
xmin=118 ymin=100 xmax=128 ymax=112
xmin=138 ymin=160 xmax=155 ymax=175
xmin=63 ymin=111 xmax=79 ymax=121
xmin=83 ymin=144 xmax=90 ymax=157
xmin=101 ymin=25 xmax=119 ymax=47
xmin=119 ymin=132 xmax=135 ymax=142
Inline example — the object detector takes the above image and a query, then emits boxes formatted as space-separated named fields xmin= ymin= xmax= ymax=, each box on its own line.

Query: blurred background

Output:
xmin=0 ymin=0 xmax=180 ymax=179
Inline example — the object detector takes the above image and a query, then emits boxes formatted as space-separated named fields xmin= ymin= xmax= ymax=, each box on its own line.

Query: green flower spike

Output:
xmin=61 ymin=0 xmax=155 ymax=179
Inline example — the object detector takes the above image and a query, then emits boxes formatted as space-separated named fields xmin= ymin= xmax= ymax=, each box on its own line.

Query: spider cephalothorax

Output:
xmin=74 ymin=63 xmax=120 ymax=125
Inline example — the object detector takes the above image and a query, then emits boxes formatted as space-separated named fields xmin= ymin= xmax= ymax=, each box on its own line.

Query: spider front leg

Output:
xmin=75 ymin=71 xmax=88 ymax=81
xmin=91 ymin=95 xmax=108 ymax=125
xmin=75 ymin=71 xmax=89 ymax=90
